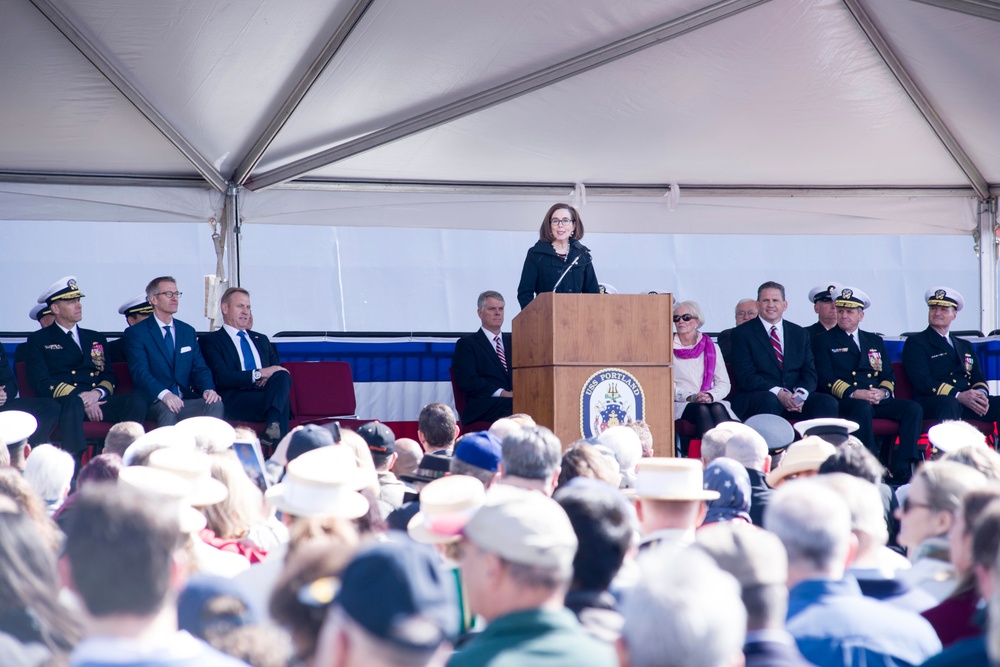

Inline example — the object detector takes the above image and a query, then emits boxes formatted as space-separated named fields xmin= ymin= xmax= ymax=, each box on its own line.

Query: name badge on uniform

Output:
xmin=832 ymin=347 xmax=849 ymax=353
xmin=44 ymin=344 xmax=63 ymax=350
xmin=964 ymin=353 xmax=974 ymax=375
xmin=931 ymin=352 xmax=947 ymax=359
xmin=868 ymin=350 xmax=882 ymax=373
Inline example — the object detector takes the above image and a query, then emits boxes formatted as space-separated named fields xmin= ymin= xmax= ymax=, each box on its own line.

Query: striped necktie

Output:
xmin=770 ymin=325 xmax=783 ymax=367
xmin=495 ymin=335 xmax=507 ymax=372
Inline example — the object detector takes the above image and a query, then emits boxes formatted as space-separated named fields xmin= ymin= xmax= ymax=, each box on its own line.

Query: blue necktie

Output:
xmin=163 ymin=325 xmax=175 ymax=358
xmin=164 ymin=325 xmax=179 ymax=395
xmin=238 ymin=331 xmax=257 ymax=371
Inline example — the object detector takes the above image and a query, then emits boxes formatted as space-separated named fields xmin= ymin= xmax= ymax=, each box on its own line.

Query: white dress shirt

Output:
xmin=223 ymin=323 xmax=262 ymax=370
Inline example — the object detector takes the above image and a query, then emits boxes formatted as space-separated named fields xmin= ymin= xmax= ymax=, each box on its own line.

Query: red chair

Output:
xmin=283 ymin=361 xmax=363 ymax=429
xmin=448 ymin=367 xmax=493 ymax=434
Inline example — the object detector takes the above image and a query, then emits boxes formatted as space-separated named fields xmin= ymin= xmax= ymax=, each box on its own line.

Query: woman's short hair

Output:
xmin=914 ymin=460 xmax=988 ymax=515
xmin=538 ymin=203 xmax=584 ymax=242
xmin=673 ymin=300 xmax=705 ymax=327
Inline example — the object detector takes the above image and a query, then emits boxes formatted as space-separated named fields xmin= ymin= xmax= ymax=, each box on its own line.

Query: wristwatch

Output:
xmin=252 ymin=370 xmax=262 ymax=382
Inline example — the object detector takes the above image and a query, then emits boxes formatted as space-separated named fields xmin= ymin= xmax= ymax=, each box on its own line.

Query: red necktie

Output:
xmin=495 ymin=335 xmax=507 ymax=372
xmin=770 ymin=325 xmax=783 ymax=367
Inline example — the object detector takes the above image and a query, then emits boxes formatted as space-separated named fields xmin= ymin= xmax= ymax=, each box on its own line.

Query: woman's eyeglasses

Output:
xmin=902 ymin=498 xmax=933 ymax=513
xmin=673 ymin=314 xmax=696 ymax=323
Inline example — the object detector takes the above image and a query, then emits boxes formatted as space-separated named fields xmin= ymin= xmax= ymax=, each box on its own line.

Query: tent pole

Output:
xmin=980 ymin=197 xmax=999 ymax=336
xmin=226 ymin=184 xmax=242 ymax=288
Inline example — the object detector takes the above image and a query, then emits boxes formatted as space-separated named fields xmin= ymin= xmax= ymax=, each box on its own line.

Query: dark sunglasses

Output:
xmin=902 ymin=497 xmax=933 ymax=513
xmin=673 ymin=314 xmax=696 ymax=323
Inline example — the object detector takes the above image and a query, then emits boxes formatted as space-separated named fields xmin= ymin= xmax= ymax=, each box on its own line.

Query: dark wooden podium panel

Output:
xmin=514 ymin=365 xmax=674 ymax=456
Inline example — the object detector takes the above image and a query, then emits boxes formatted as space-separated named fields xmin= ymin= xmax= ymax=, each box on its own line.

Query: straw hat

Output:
xmin=265 ymin=446 xmax=370 ymax=519
xmin=122 ymin=426 xmax=196 ymax=466
xmin=173 ymin=416 xmax=236 ymax=453
xmin=407 ymin=475 xmax=486 ymax=544
xmin=631 ymin=458 xmax=720 ymax=501
xmin=147 ymin=447 xmax=228 ymax=507
xmin=117 ymin=466 xmax=208 ymax=534
xmin=765 ymin=436 xmax=837 ymax=488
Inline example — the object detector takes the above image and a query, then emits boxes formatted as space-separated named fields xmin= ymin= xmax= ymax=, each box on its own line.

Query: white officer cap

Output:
xmin=29 ymin=303 xmax=52 ymax=322
xmin=118 ymin=294 xmax=154 ymax=317
xmin=0 ymin=411 xmax=37 ymax=445
xmin=808 ymin=283 xmax=841 ymax=303
xmin=925 ymin=287 xmax=963 ymax=311
xmin=833 ymin=287 xmax=871 ymax=310
xmin=38 ymin=276 xmax=85 ymax=305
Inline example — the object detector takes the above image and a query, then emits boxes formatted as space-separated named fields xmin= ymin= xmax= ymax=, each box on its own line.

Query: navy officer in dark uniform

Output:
xmin=14 ymin=303 xmax=55 ymax=365
xmin=22 ymin=276 xmax=147 ymax=457
xmin=1 ymin=340 xmax=60 ymax=447
xmin=106 ymin=294 xmax=154 ymax=364
xmin=813 ymin=287 xmax=923 ymax=480
xmin=804 ymin=282 xmax=841 ymax=340
xmin=902 ymin=286 xmax=1000 ymax=429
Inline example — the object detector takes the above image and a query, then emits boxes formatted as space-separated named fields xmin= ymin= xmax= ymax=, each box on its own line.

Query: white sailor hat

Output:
xmin=833 ymin=287 xmax=870 ymax=310
xmin=0 ymin=411 xmax=37 ymax=445
xmin=808 ymin=283 xmax=841 ymax=303
xmin=793 ymin=418 xmax=859 ymax=441
xmin=118 ymin=294 xmax=154 ymax=317
xmin=38 ymin=276 xmax=84 ymax=305
xmin=925 ymin=287 xmax=963 ymax=311
xmin=29 ymin=303 xmax=52 ymax=322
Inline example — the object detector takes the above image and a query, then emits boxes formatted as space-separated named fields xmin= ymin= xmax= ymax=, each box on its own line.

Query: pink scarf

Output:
xmin=674 ymin=334 xmax=716 ymax=393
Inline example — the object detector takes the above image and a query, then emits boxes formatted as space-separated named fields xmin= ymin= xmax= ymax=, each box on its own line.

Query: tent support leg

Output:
xmin=225 ymin=183 xmax=242 ymax=288
xmin=978 ymin=197 xmax=998 ymax=336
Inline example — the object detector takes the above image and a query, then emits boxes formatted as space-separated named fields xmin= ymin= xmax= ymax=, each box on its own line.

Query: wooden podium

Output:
xmin=511 ymin=292 xmax=674 ymax=456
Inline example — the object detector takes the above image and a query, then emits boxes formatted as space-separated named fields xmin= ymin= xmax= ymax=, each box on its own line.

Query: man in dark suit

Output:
xmin=804 ymin=282 xmax=841 ymax=340
xmin=22 ymin=276 xmax=146 ymax=455
xmin=106 ymin=294 xmax=154 ymax=364
xmin=902 ymin=286 xmax=1000 ymax=427
xmin=729 ymin=281 xmax=837 ymax=422
xmin=451 ymin=290 xmax=513 ymax=424
xmin=717 ymin=298 xmax=757 ymax=360
xmin=813 ymin=287 xmax=922 ymax=480
xmin=124 ymin=276 xmax=224 ymax=426
xmin=199 ymin=287 xmax=290 ymax=445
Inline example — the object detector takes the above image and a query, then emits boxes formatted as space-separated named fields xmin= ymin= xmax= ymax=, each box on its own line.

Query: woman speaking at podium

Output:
xmin=516 ymin=203 xmax=600 ymax=309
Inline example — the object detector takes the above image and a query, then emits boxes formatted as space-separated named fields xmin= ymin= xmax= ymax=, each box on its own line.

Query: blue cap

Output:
xmin=286 ymin=424 xmax=335 ymax=463
xmin=320 ymin=537 xmax=456 ymax=650
xmin=454 ymin=431 xmax=502 ymax=472
xmin=177 ymin=574 xmax=261 ymax=640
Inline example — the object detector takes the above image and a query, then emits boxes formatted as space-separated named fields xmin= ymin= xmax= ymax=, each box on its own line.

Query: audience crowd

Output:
xmin=4 ymin=276 xmax=1000 ymax=666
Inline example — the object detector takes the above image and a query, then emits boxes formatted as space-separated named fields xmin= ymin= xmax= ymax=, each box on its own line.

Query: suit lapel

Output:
xmin=477 ymin=329 xmax=507 ymax=376
xmin=149 ymin=318 xmax=175 ymax=369
xmin=250 ymin=331 xmax=269 ymax=367
xmin=752 ymin=321 xmax=781 ymax=369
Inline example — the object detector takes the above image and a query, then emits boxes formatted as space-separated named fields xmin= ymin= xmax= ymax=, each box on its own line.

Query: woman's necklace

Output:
xmin=552 ymin=242 xmax=569 ymax=261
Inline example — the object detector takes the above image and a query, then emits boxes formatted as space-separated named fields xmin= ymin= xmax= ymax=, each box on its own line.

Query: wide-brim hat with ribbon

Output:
xmin=631 ymin=458 xmax=720 ymax=501
xmin=117 ymin=465 xmax=208 ymax=534
xmin=793 ymin=418 xmax=859 ymax=441
xmin=173 ymin=416 xmax=236 ymax=454
xmin=265 ymin=445 xmax=371 ymax=519
xmin=38 ymin=275 xmax=84 ymax=305
xmin=407 ymin=475 xmax=486 ymax=545
xmin=765 ymin=436 xmax=837 ymax=488
xmin=147 ymin=447 xmax=228 ymax=507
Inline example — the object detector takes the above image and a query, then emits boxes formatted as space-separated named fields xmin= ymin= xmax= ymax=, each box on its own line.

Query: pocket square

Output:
xmin=180 ymin=346 xmax=192 ymax=353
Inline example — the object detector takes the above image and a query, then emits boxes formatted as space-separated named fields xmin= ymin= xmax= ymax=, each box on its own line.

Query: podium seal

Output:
xmin=580 ymin=368 xmax=645 ymax=438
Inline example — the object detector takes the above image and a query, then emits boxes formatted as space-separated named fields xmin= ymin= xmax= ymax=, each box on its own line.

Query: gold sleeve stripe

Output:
xmin=879 ymin=381 xmax=894 ymax=392
xmin=98 ymin=381 xmax=115 ymax=396
xmin=974 ymin=382 xmax=989 ymax=391
xmin=936 ymin=383 xmax=955 ymax=396
xmin=831 ymin=380 xmax=850 ymax=399
xmin=53 ymin=382 xmax=75 ymax=398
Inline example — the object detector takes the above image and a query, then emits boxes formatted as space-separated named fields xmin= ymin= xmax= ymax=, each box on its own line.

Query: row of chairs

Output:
xmin=677 ymin=361 xmax=996 ymax=465
xmin=13 ymin=360 xmax=361 ymax=446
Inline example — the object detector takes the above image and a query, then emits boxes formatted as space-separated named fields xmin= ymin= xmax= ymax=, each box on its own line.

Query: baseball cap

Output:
xmin=358 ymin=421 xmax=396 ymax=457
xmin=286 ymin=424 xmax=335 ymax=463
xmin=453 ymin=431 xmax=502 ymax=472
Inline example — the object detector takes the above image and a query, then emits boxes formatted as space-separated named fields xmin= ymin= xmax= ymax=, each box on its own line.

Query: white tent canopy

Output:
xmin=2 ymin=0 xmax=999 ymax=331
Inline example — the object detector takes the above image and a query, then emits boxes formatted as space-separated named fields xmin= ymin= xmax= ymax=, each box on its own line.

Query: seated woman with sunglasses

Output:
xmin=516 ymin=203 xmax=600 ymax=309
xmin=673 ymin=300 xmax=737 ymax=436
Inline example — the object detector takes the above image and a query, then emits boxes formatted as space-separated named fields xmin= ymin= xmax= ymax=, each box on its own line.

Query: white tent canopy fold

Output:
xmin=1 ymin=0 xmax=999 ymax=330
